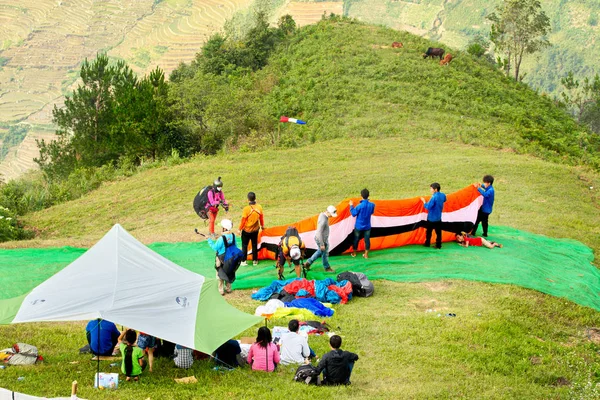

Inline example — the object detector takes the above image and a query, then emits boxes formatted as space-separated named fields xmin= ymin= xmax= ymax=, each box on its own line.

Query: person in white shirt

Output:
xmin=279 ymin=319 xmax=311 ymax=365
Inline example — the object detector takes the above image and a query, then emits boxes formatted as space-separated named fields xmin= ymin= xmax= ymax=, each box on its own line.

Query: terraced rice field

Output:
xmin=0 ymin=0 xmax=255 ymax=179
xmin=276 ymin=1 xmax=343 ymax=26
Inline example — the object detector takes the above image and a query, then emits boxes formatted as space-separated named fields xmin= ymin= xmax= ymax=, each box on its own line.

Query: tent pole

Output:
xmin=96 ymin=318 xmax=101 ymax=389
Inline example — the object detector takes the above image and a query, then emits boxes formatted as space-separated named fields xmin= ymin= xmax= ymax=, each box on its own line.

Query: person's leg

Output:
xmin=276 ymin=250 xmax=286 ymax=279
xmin=481 ymin=212 xmax=490 ymax=237
xmin=346 ymin=361 xmax=355 ymax=384
xmin=472 ymin=208 xmax=483 ymax=235
xmin=250 ymin=230 xmax=259 ymax=265
xmin=322 ymin=242 xmax=332 ymax=271
xmin=208 ymin=210 xmax=218 ymax=235
xmin=306 ymin=240 xmax=323 ymax=267
xmin=295 ymin=263 xmax=301 ymax=278
xmin=351 ymin=229 xmax=360 ymax=256
xmin=216 ymin=270 xmax=224 ymax=295
xmin=434 ymin=222 xmax=442 ymax=249
xmin=241 ymin=231 xmax=250 ymax=263
xmin=225 ymin=281 xmax=232 ymax=293
xmin=424 ymin=222 xmax=433 ymax=247
xmin=147 ymin=347 xmax=154 ymax=372
xmin=363 ymin=229 xmax=371 ymax=258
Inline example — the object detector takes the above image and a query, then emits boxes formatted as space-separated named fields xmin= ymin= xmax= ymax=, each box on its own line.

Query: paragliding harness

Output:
xmin=294 ymin=364 xmax=320 ymax=385
xmin=193 ymin=186 xmax=229 ymax=220
xmin=276 ymin=227 xmax=308 ymax=280
xmin=216 ymin=234 xmax=244 ymax=284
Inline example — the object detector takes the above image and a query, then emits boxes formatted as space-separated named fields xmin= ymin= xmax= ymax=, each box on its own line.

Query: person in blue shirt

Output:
xmin=208 ymin=219 xmax=236 ymax=295
xmin=420 ymin=182 xmax=447 ymax=249
xmin=85 ymin=319 xmax=121 ymax=356
xmin=472 ymin=175 xmax=495 ymax=237
xmin=349 ymin=189 xmax=376 ymax=259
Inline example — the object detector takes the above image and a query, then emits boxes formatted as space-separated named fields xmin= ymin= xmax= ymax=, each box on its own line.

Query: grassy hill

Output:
xmin=1 ymin=19 xmax=600 ymax=399
xmin=1 ymin=0 xmax=599 ymax=181
xmin=344 ymin=0 xmax=600 ymax=94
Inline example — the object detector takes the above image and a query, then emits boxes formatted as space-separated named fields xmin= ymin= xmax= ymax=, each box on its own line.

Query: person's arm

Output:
xmin=259 ymin=211 xmax=265 ymax=229
xmin=117 ymin=329 xmax=127 ymax=343
xmin=315 ymin=215 xmax=326 ymax=243
xmin=239 ymin=207 xmax=248 ymax=232
xmin=316 ymin=353 xmax=328 ymax=374
xmin=477 ymin=187 xmax=492 ymax=197
xmin=349 ymin=203 xmax=358 ymax=217
xmin=423 ymin=195 xmax=436 ymax=211
xmin=301 ymin=338 xmax=310 ymax=358
xmin=273 ymin=344 xmax=280 ymax=365
xmin=247 ymin=344 xmax=254 ymax=366
xmin=219 ymin=192 xmax=229 ymax=208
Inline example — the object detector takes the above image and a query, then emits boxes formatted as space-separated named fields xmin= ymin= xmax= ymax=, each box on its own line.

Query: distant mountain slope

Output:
xmin=0 ymin=0 xmax=255 ymax=180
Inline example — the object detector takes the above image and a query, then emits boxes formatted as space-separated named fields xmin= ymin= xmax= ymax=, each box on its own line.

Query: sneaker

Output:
xmin=324 ymin=267 xmax=335 ymax=273
xmin=423 ymin=244 xmax=431 ymax=248
xmin=240 ymin=261 xmax=248 ymax=267
xmin=350 ymin=252 xmax=356 ymax=258
xmin=253 ymin=260 xmax=258 ymax=266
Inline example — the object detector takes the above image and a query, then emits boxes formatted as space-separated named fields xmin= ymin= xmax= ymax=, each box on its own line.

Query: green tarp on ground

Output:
xmin=1 ymin=226 xmax=598 ymax=311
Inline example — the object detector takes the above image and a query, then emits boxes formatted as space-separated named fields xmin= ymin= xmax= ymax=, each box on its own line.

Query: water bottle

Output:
xmin=109 ymin=363 xmax=118 ymax=367
xmin=0 ymin=365 xmax=6 ymax=369
xmin=17 ymin=377 xmax=25 ymax=381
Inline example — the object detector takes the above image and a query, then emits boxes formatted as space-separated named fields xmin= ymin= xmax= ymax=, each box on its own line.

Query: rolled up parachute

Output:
xmin=255 ymin=185 xmax=483 ymax=260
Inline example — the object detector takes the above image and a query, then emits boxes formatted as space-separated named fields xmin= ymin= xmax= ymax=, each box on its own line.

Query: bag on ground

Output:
xmin=337 ymin=272 xmax=374 ymax=297
xmin=294 ymin=364 xmax=320 ymax=385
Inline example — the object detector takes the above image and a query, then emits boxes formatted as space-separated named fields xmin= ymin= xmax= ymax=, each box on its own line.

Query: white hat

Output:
xmin=220 ymin=219 xmax=233 ymax=231
xmin=290 ymin=246 xmax=301 ymax=261
xmin=326 ymin=205 xmax=338 ymax=217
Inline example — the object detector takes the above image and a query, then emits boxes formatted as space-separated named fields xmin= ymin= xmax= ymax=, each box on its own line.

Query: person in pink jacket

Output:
xmin=247 ymin=326 xmax=280 ymax=372
xmin=206 ymin=177 xmax=229 ymax=236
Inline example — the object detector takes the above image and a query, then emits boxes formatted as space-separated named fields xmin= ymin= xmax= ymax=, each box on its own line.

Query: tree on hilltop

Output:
xmin=487 ymin=0 xmax=551 ymax=82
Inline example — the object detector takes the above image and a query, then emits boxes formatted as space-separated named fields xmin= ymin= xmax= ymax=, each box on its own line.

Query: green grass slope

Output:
xmin=247 ymin=19 xmax=599 ymax=170
xmin=343 ymin=0 xmax=600 ymax=95
xmin=2 ymin=21 xmax=600 ymax=399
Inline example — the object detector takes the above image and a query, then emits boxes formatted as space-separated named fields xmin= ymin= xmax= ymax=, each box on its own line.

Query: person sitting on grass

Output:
xmin=316 ymin=335 xmax=359 ymax=385
xmin=247 ymin=326 xmax=280 ymax=372
xmin=85 ymin=319 xmax=120 ymax=356
xmin=280 ymin=319 xmax=313 ymax=366
xmin=119 ymin=329 xmax=146 ymax=382
xmin=456 ymin=232 xmax=503 ymax=249
xmin=173 ymin=344 xmax=194 ymax=369
xmin=214 ymin=339 xmax=243 ymax=368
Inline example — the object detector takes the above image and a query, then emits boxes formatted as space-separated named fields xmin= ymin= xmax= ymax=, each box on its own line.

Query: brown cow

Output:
xmin=392 ymin=42 xmax=403 ymax=48
xmin=439 ymin=53 xmax=453 ymax=66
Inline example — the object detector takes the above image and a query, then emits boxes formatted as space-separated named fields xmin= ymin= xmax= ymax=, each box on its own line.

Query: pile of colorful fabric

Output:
xmin=252 ymin=278 xmax=353 ymax=305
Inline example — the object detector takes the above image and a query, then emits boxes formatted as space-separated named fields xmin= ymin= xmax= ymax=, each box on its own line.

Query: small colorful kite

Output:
xmin=279 ymin=116 xmax=307 ymax=125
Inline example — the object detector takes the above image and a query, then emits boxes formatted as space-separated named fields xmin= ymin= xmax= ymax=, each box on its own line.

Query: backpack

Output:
xmin=281 ymin=226 xmax=303 ymax=254
xmin=337 ymin=272 xmax=374 ymax=297
xmin=193 ymin=186 xmax=214 ymax=220
xmin=244 ymin=206 xmax=262 ymax=230
xmin=294 ymin=364 xmax=320 ymax=385
xmin=4 ymin=343 xmax=40 ymax=365
xmin=217 ymin=234 xmax=244 ymax=283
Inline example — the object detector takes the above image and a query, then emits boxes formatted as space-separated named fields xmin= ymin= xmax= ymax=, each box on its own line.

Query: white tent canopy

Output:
xmin=2 ymin=224 xmax=260 ymax=354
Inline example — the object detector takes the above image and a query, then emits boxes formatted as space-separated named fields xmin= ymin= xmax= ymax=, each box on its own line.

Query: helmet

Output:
xmin=289 ymin=245 xmax=301 ymax=261
xmin=220 ymin=219 xmax=233 ymax=231
xmin=214 ymin=177 xmax=223 ymax=191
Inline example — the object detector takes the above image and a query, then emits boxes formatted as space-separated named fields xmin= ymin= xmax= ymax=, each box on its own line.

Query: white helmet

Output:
xmin=290 ymin=245 xmax=301 ymax=261
xmin=220 ymin=219 xmax=233 ymax=231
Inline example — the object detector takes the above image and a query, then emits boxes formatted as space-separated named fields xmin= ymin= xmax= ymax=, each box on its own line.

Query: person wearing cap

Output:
xmin=277 ymin=226 xmax=306 ymax=279
xmin=208 ymin=219 xmax=236 ymax=295
xmin=206 ymin=177 xmax=229 ymax=237
xmin=304 ymin=205 xmax=337 ymax=273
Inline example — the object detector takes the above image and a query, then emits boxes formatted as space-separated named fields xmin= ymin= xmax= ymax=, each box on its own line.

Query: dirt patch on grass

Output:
xmin=409 ymin=297 xmax=446 ymax=312
xmin=422 ymin=281 xmax=453 ymax=292
xmin=585 ymin=327 xmax=600 ymax=344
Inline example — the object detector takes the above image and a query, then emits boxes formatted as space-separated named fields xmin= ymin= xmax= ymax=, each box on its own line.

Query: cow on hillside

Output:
xmin=392 ymin=42 xmax=403 ymax=48
xmin=439 ymin=53 xmax=453 ymax=66
xmin=422 ymin=47 xmax=445 ymax=60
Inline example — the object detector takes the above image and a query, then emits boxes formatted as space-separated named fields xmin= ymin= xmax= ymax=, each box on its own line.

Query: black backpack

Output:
xmin=193 ymin=186 xmax=214 ymax=219
xmin=294 ymin=364 xmax=320 ymax=385
xmin=337 ymin=272 xmax=374 ymax=297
